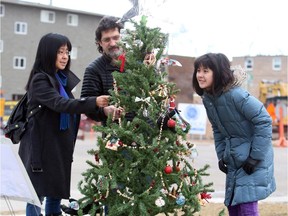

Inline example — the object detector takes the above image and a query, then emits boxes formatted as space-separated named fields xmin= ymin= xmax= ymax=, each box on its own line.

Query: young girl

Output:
xmin=19 ymin=33 xmax=110 ymax=216
xmin=192 ymin=53 xmax=276 ymax=216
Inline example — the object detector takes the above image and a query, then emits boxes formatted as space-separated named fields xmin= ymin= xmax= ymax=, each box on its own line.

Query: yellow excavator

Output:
xmin=259 ymin=80 xmax=288 ymax=137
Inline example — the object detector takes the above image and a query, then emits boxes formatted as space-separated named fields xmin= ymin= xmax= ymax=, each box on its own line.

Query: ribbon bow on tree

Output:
xmin=135 ymin=96 xmax=151 ymax=104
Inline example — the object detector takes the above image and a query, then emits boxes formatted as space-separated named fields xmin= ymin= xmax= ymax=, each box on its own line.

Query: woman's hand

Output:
xmin=96 ymin=95 xmax=110 ymax=107
xmin=104 ymin=106 xmax=124 ymax=120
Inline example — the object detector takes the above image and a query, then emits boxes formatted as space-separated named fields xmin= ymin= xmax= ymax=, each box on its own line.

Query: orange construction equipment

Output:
xmin=275 ymin=106 xmax=287 ymax=147
xmin=266 ymin=102 xmax=277 ymax=123
xmin=259 ymin=80 xmax=288 ymax=127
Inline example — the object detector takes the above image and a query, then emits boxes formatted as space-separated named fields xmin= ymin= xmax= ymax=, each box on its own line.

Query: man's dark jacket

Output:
xmin=81 ymin=55 xmax=119 ymax=124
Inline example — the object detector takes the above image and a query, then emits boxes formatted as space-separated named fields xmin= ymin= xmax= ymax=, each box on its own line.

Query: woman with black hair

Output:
xmin=19 ymin=33 xmax=109 ymax=216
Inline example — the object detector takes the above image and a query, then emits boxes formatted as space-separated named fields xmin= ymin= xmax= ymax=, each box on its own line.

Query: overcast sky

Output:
xmin=22 ymin=0 xmax=288 ymax=60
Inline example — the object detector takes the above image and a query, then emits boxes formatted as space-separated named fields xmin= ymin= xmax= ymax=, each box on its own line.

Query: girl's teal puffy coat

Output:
xmin=202 ymin=86 xmax=276 ymax=206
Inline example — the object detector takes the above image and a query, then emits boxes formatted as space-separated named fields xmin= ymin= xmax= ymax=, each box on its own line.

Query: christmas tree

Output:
xmin=78 ymin=16 xmax=213 ymax=216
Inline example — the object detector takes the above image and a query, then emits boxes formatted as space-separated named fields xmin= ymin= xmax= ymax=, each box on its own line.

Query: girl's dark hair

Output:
xmin=192 ymin=53 xmax=234 ymax=96
xmin=95 ymin=16 xmax=124 ymax=53
xmin=25 ymin=33 xmax=72 ymax=90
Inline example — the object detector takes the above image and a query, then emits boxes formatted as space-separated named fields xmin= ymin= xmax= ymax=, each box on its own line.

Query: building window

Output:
xmin=272 ymin=57 xmax=281 ymax=71
xmin=14 ymin=22 xmax=28 ymax=35
xmin=0 ymin=4 xmax=5 ymax=17
xmin=70 ymin=47 xmax=78 ymax=59
xmin=13 ymin=57 xmax=26 ymax=69
xmin=244 ymin=58 xmax=253 ymax=71
xmin=40 ymin=10 xmax=56 ymax=23
xmin=67 ymin=14 xmax=78 ymax=26
xmin=0 ymin=40 xmax=3 ymax=53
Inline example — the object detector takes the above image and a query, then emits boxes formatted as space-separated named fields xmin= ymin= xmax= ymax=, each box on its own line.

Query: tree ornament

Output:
xmin=170 ymin=186 xmax=177 ymax=198
xmin=174 ymin=166 xmax=181 ymax=172
xmin=167 ymin=118 xmax=176 ymax=128
xmin=68 ymin=200 xmax=79 ymax=210
xmin=116 ymin=0 xmax=139 ymax=24
xmin=155 ymin=197 xmax=165 ymax=207
xmin=94 ymin=152 xmax=99 ymax=163
xmin=200 ymin=192 xmax=212 ymax=202
xmin=174 ymin=161 xmax=181 ymax=172
xmin=189 ymin=147 xmax=198 ymax=159
xmin=197 ymin=192 xmax=212 ymax=206
xmin=143 ymin=52 xmax=156 ymax=66
xmin=134 ymin=39 xmax=143 ymax=47
xmin=153 ymin=147 xmax=159 ymax=153
xmin=118 ymin=140 xmax=124 ymax=147
xmin=156 ymin=84 xmax=168 ymax=97
xmin=157 ymin=109 xmax=176 ymax=130
xmin=169 ymin=97 xmax=176 ymax=111
xmin=150 ymin=180 xmax=156 ymax=188
xmin=105 ymin=137 xmax=120 ymax=151
xmin=160 ymin=57 xmax=182 ymax=67
xmin=164 ymin=165 xmax=173 ymax=174
xmin=173 ymin=108 xmax=190 ymax=132
xmin=176 ymin=194 xmax=186 ymax=206
xmin=143 ymin=108 xmax=149 ymax=117
xmin=131 ymin=141 xmax=137 ymax=148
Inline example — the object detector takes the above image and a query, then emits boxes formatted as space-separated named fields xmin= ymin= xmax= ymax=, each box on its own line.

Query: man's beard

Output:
xmin=107 ymin=46 xmax=123 ymax=59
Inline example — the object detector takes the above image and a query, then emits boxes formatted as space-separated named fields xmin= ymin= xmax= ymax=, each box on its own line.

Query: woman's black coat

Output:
xmin=19 ymin=70 xmax=98 ymax=199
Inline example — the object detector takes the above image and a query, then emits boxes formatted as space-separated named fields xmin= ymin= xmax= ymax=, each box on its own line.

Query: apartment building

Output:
xmin=0 ymin=0 xmax=104 ymax=100
xmin=232 ymin=55 xmax=288 ymax=98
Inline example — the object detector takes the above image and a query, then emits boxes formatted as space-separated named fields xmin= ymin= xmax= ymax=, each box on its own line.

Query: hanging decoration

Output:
xmin=160 ymin=57 xmax=182 ymax=67
xmin=143 ymin=52 xmax=156 ymax=66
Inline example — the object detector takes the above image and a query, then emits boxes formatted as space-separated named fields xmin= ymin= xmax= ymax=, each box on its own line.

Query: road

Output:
xmin=1 ymin=132 xmax=287 ymax=215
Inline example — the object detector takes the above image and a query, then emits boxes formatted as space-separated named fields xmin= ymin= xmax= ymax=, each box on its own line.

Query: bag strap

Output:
xmin=26 ymin=104 xmax=42 ymax=120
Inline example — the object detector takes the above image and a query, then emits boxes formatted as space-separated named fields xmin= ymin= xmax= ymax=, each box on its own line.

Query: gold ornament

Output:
xmin=143 ymin=52 xmax=156 ymax=66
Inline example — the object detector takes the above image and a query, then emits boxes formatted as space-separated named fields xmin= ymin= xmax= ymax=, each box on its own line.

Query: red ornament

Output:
xmin=200 ymin=192 xmax=212 ymax=202
xmin=150 ymin=180 xmax=156 ymax=187
xmin=164 ymin=165 xmax=173 ymax=174
xmin=167 ymin=118 xmax=176 ymax=128
xmin=118 ymin=140 xmax=123 ymax=146
xmin=94 ymin=153 xmax=99 ymax=162
xmin=174 ymin=166 xmax=181 ymax=172
xmin=153 ymin=147 xmax=159 ymax=152
xmin=174 ymin=161 xmax=181 ymax=172
xmin=169 ymin=97 xmax=176 ymax=111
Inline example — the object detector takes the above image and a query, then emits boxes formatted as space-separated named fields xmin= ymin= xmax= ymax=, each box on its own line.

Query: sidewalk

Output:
xmin=1 ymin=133 xmax=287 ymax=215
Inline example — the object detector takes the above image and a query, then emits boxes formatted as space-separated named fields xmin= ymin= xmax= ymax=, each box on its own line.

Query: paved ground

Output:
xmin=1 ymin=132 xmax=287 ymax=215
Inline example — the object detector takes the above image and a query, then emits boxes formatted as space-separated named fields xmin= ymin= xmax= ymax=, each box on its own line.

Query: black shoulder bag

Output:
xmin=4 ymin=93 xmax=42 ymax=144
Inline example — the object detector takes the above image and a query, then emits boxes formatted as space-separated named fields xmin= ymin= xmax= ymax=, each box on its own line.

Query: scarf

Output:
xmin=55 ymin=71 xmax=70 ymax=130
